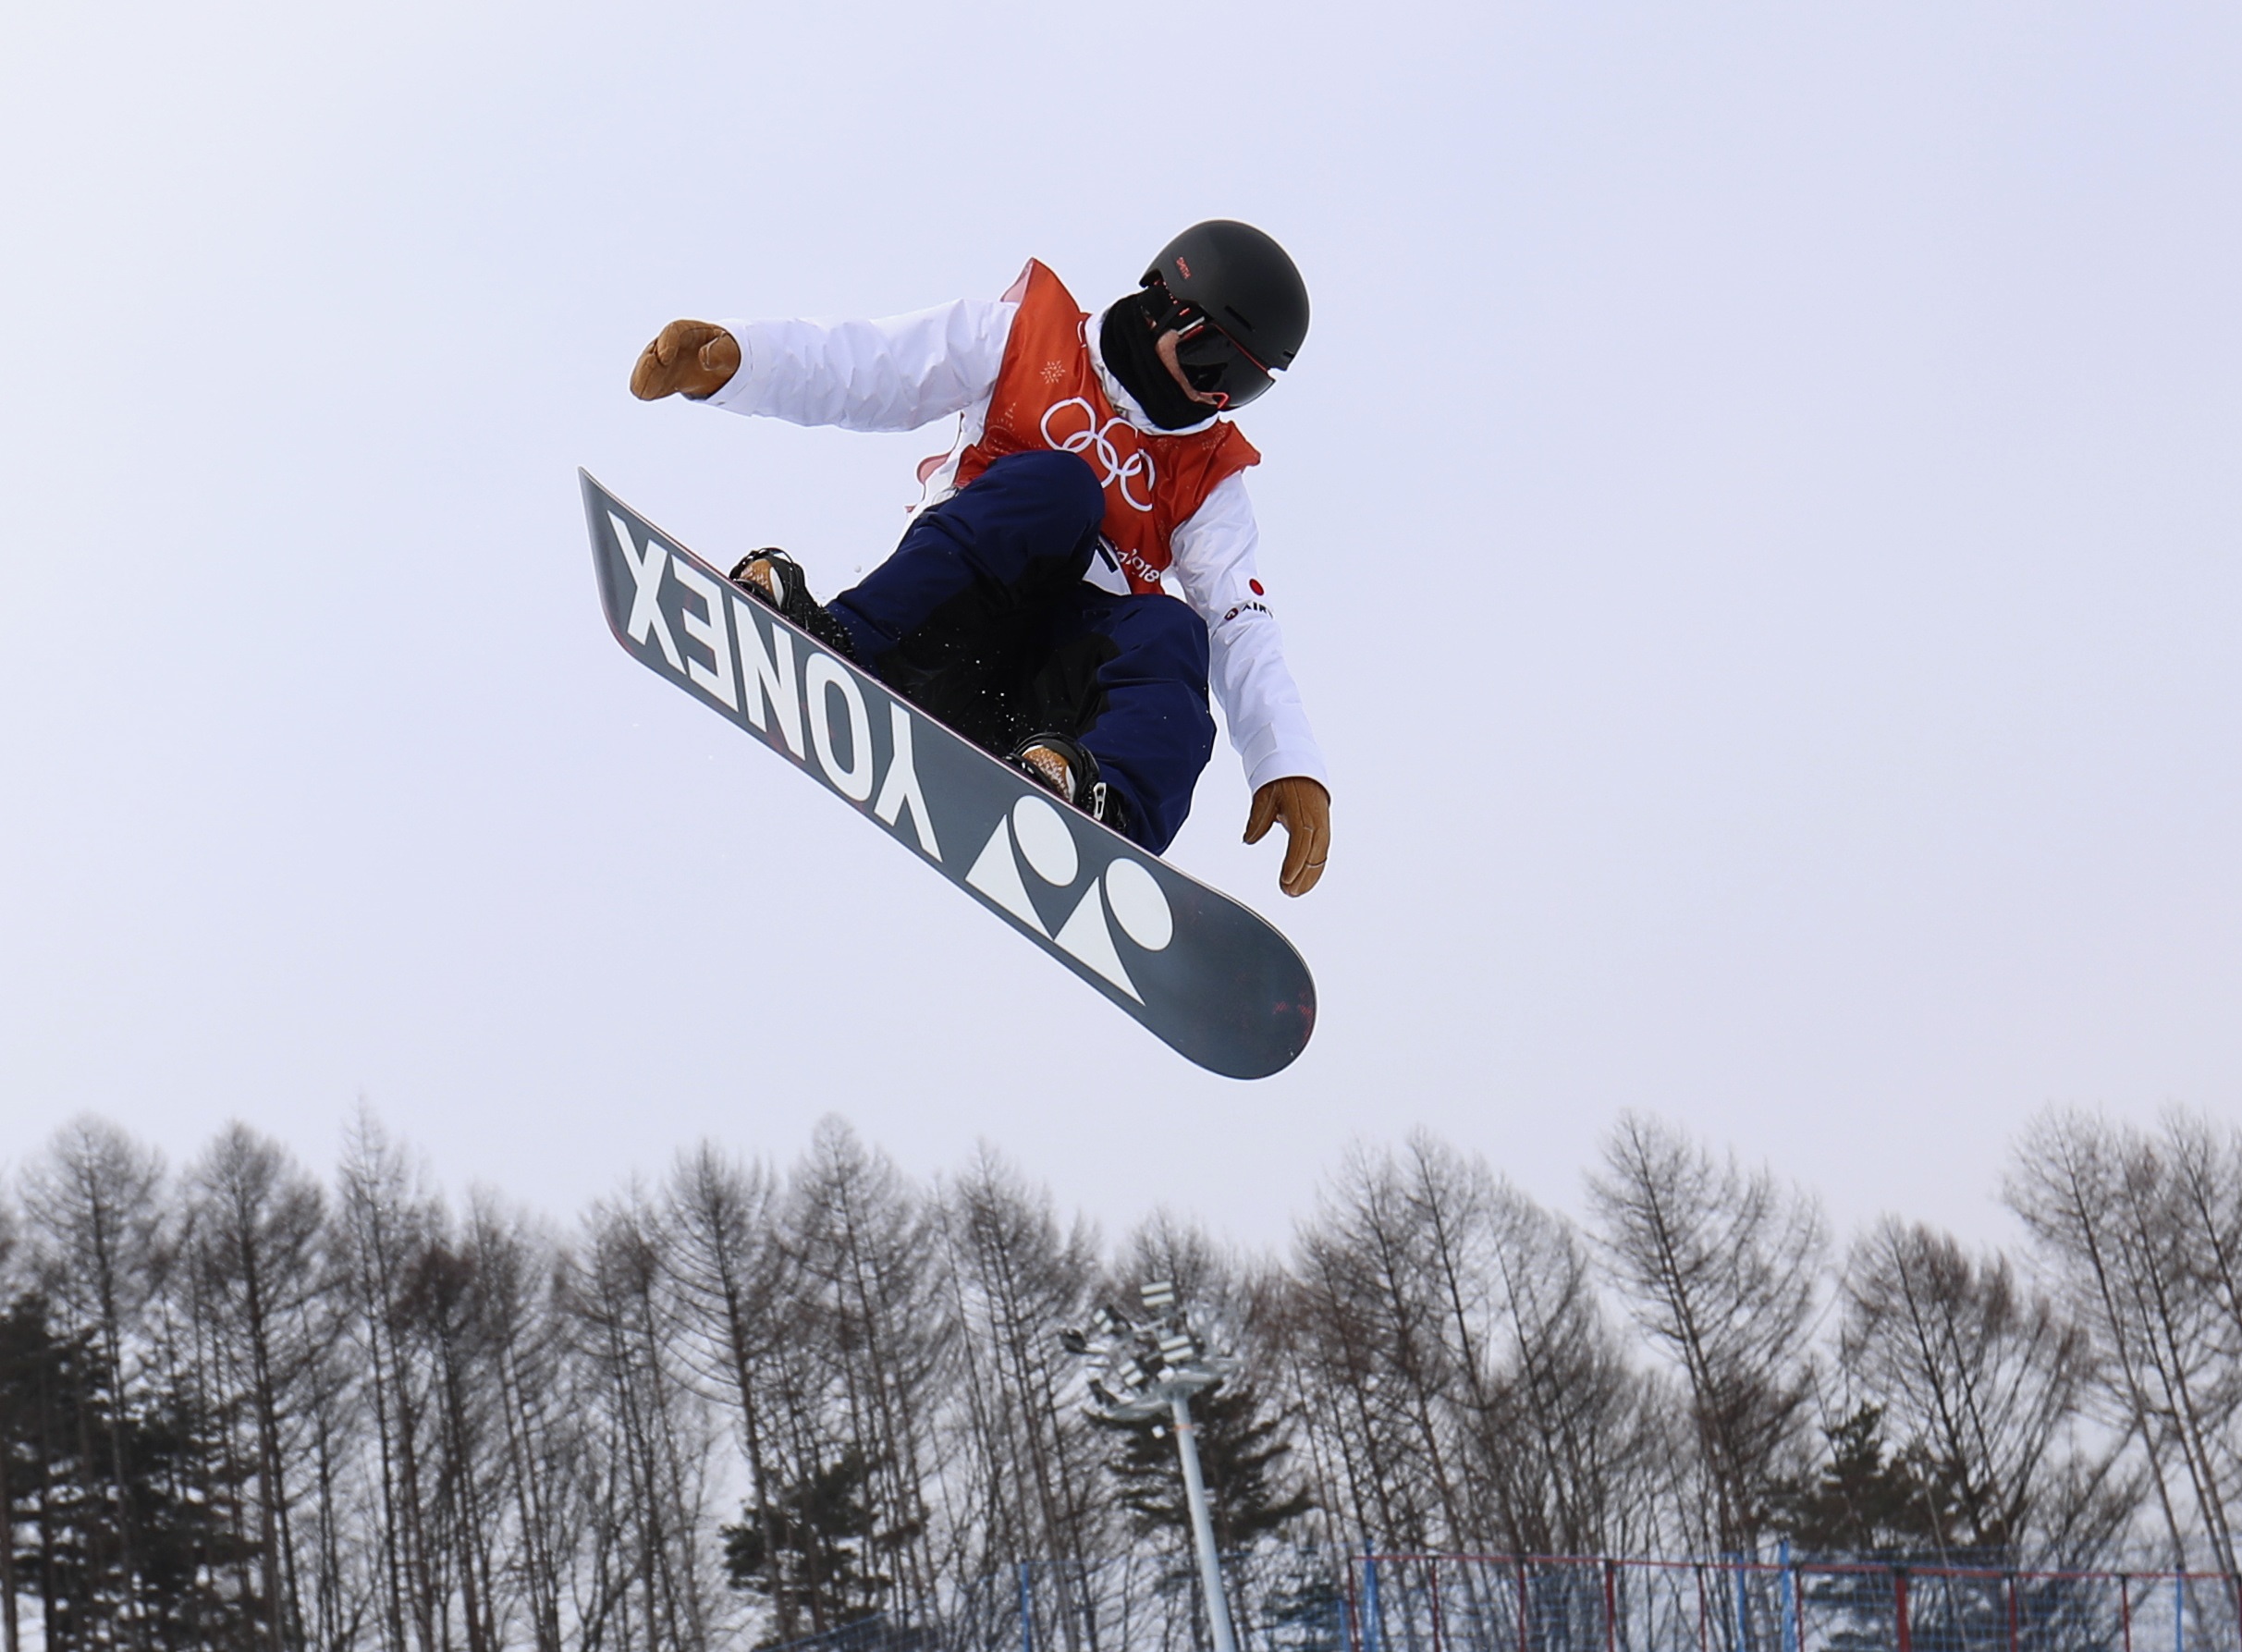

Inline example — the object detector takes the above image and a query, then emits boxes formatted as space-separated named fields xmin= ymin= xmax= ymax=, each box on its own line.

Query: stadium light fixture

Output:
xmin=1060 ymin=1281 xmax=1240 ymax=1652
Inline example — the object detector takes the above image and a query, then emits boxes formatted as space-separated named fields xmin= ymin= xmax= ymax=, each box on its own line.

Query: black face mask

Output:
xmin=1098 ymin=290 xmax=1213 ymax=432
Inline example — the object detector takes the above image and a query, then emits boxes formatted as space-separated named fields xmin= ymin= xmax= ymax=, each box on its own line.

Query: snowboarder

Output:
xmin=628 ymin=221 xmax=1330 ymax=897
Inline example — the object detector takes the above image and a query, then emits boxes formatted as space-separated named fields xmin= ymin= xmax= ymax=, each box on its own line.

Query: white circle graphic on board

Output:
xmin=1104 ymin=860 xmax=1173 ymax=950
xmin=1012 ymin=796 xmax=1079 ymax=887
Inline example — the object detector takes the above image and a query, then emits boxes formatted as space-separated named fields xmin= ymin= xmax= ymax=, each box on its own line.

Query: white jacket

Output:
xmin=704 ymin=293 xmax=1328 ymax=796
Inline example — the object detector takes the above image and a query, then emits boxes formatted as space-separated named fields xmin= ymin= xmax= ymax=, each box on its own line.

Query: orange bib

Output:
xmin=955 ymin=261 xmax=1259 ymax=595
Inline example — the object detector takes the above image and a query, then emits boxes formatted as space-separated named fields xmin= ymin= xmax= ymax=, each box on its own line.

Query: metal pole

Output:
xmin=1364 ymin=1543 xmax=1383 ymax=1652
xmin=1170 ymin=1391 xmax=1240 ymax=1652
xmin=1779 ymin=1541 xmax=1795 ymax=1652
xmin=1020 ymin=1560 xmax=1035 ymax=1652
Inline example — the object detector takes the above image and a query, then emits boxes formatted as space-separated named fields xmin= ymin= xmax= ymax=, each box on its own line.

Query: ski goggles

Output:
xmin=1144 ymin=279 xmax=1277 ymax=409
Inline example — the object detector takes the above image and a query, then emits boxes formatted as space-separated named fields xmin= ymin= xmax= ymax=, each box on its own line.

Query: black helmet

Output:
xmin=1141 ymin=220 xmax=1309 ymax=410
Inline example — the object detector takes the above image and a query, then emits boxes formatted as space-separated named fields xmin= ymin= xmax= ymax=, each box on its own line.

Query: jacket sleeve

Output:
xmin=1167 ymin=472 xmax=1331 ymax=795
xmin=702 ymin=299 xmax=1016 ymax=433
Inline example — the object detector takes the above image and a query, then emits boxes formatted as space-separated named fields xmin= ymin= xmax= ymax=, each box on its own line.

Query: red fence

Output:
xmin=1344 ymin=1554 xmax=2242 ymax=1652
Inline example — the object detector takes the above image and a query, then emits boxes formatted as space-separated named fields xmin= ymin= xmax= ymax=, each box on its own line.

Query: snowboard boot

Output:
xmin=727 ymin=547 xmax=859 ymax=661
xmin=1008 ymin=733 xmax=1133 ymax=838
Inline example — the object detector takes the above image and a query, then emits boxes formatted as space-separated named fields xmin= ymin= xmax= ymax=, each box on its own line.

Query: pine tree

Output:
xmin=0 ymin=1291 xmax=258 ymax=1652
xmin=1094 ymin=1376 xmax=1313 ymax=1553
xmin=122 ymin=1380 xmax=264 ymax=1651
xmin=0 ymin=1293 xmax=87 ymax=1652
xmin=1774 ymin=1405 xmax=1948 ymax=1557
xmin=721 ymin=1446 xmax=889 ymax=1641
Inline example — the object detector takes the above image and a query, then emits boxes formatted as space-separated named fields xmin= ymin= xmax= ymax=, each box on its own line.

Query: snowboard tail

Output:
xmin=580 ymin=470 xmax=1315 ymax=1079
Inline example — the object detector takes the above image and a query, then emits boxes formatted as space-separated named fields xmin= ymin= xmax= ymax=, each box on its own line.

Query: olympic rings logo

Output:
xmin=1039 ymin=398 xmax=1157 ymax=513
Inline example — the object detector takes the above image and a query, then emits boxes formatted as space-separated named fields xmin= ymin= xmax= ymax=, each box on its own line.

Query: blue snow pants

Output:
xmin=827 ymin=450 xmax=1217 ymax=854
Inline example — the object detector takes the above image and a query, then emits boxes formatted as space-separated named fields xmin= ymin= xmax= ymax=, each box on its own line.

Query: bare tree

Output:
xmin=182 ymin=1122 xmax=332 ymax=1650
xmin=1276 ymin=1223 xmax=1438 ymax=1546
xmin=1271 ymin=1137 xmax=1671 ymax=1556
xmin=571 ymin=1193 xmax=722 ymax=1652
xmin=1288 ymin=1143 xmax=1475 ymax=1548
xmin=459 ymin=1192 xmax=587 ymax=1652
xmin=412 ymin=1238 xmax=499 ymax=1648
xmin=1471 ymin=1169 xmax=1672 ymax=1558
xmin=2005 ymin=1107 xmax=2241 ymax=1573
xmin=1587 ymin=1114 xmax=1825 ymax=1556
xmin=940 ymin=1148 xmax=1105 ymax=1585
xmin=1840 ymin=1218 xmax=2111 ymax=1560
xmin=662 ymin=1143 xmax=795 ymax=1635
xmin=334 ymin=1110 xmax=444 ymax=1652
xmin=788 ymin=1120 xmax=949 ymax=1621
xmin=2157 ymin=1109 xmax=2242 ymax=1548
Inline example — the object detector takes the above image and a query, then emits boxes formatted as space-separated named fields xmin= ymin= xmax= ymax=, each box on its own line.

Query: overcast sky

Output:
xmin=3 ymin=1 xmax=2236 ymax=1254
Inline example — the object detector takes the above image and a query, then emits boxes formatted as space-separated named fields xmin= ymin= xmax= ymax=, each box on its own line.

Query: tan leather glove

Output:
xmin=630 ymin=319 xmax=742 ymax=400
xmin=1244 ymin=777 xmax=1330 ymax=898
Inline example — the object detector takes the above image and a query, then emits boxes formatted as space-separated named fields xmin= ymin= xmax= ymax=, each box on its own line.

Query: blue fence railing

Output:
xmin=764 ymin=1551 xmax=2242 ymax=1652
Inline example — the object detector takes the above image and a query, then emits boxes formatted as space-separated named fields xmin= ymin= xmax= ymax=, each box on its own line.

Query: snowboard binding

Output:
xmin=727 ymin=547 xmax=860 ymax=662
xmin=1009 ymin=733 xmax=1131 ymax=838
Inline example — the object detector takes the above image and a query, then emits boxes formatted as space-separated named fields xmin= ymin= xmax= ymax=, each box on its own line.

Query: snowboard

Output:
xmin=580 ymin=471 xmax=1316 ymax=1079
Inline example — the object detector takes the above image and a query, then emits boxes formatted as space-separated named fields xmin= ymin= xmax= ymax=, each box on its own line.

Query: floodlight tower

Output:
xmin=1061 ymin=1281 xmax=1240 ymax=1652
